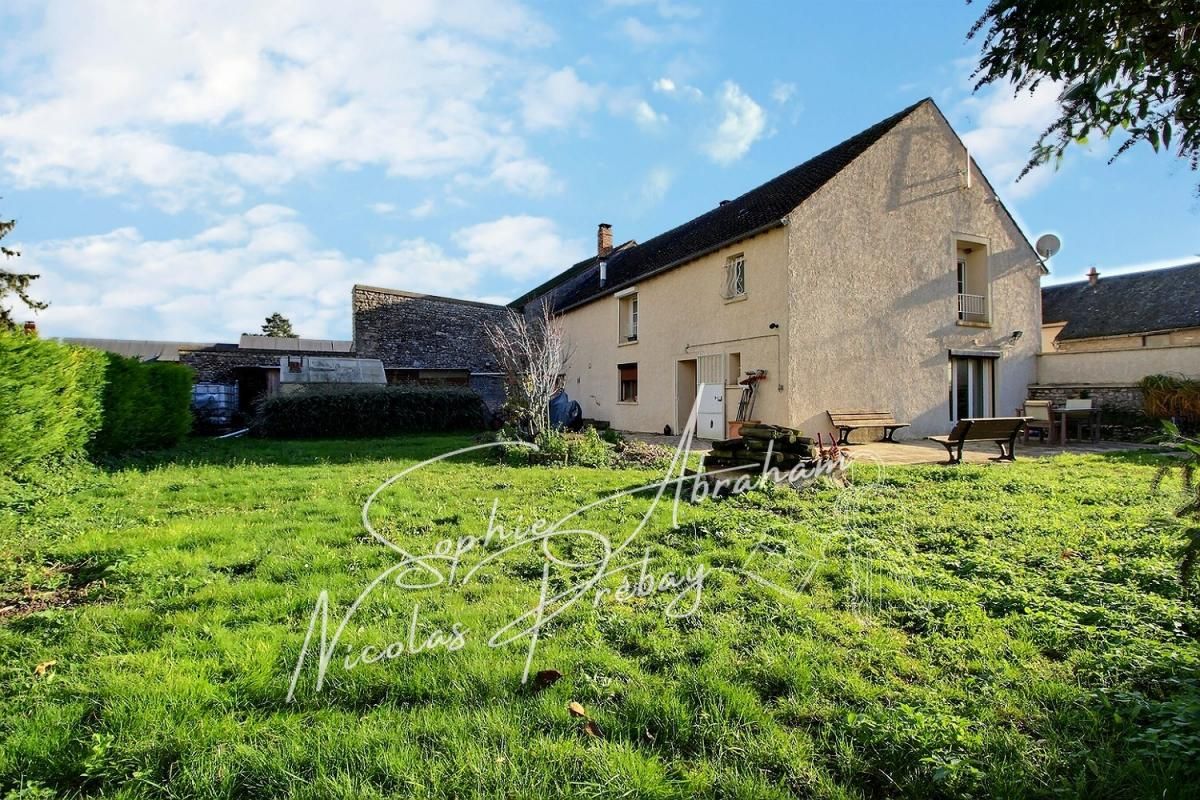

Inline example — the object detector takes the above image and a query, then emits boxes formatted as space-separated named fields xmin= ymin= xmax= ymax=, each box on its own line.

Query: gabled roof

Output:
xmin=1042 ymin=260 xmax=1200 ymax=340
xmin=519 ymin=98 xmax=930 ymax=313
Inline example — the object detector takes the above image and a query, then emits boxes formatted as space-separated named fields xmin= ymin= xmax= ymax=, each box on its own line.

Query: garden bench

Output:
xmin=926 ymin=417 xmax=1028 ymax=465
xmin=828 ymin=410 xmax=910 ymax=445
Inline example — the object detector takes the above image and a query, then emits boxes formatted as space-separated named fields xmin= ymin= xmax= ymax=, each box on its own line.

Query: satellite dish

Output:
xmin=1035 ymin=233 xmax=1061 ymax=260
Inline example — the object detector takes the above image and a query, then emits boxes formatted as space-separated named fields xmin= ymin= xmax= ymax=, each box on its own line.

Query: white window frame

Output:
xmin=724 ymin=254 xmax=746 ymax=300
xmin=615 ymin=287 xmax=638 ymax=344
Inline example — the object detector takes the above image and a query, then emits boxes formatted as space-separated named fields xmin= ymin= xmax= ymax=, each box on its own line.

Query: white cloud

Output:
xmin=637 ymin=166 xmax=674 ymax=206
xmin=603 ymin=0 xmax=700 ymax=19
xmin=0 ymin=1 xmax=558 ymax=209
xmin=453 ymin=215 xmax=586 ymax=281
xmin=959 ymin=81 xmax=1064 ymax=199
xmin=620 ymin=17 xmax=666 ymax=46
xmin=701 ymin=82 xmax=766 ymax=165
xmin=652 ymin=76 xmax=702 ymax=101
xmin=369 ymin=202 xmax=398 ymax=216
xmin=770 ymin=81 xmax=797 ymax=105
xmin=632 ymin=100 xmax=668 ymax=130
xmin=409 ymin=199 xmax=437 ymax=219
xmin=25 ymin=207 xmax=583 ymax=340
xmin=520 ymin=67 xmax=600 ymax=131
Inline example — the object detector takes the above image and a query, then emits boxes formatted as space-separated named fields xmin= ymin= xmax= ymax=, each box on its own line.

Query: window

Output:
xmin=724 ymin=254 xmax=745 ymax=299
xmin=948 ymin=356 xmax=995 ymax=421
xmin=727 ymin=352 xmax=741 ymax=385
xmin=618 ymin=291 xmax=638 ymax=343
xmin=955 ymin=241 xmax=990 ymax=324
xmin=618 ymin=363 xmax=638 ymax=402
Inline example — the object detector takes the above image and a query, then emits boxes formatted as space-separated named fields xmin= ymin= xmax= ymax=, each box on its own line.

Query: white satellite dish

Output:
xmin=1035 ymin=233 xmax=1061 ymax=260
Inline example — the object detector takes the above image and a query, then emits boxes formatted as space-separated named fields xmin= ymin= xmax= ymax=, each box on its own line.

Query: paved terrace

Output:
xmin=624 ymin=432 xmax=1161 ymax=466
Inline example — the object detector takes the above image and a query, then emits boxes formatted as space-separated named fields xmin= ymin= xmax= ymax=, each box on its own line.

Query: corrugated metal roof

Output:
xmin=238 ymin=335 xmax=354 ymax=352
xmin=59 ymin=338 xmax=219 ymax=361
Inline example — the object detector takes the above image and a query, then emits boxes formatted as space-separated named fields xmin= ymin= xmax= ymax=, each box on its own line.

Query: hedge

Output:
xmin=0 ymin=331 xmax=106 ymax=471
xmin=252 ymin=386 xmax=487 ymax=438
xmin=90 ymin=353 xmax=194 ymax=454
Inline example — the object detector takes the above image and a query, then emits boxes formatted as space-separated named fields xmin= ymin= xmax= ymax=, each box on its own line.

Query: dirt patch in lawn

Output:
xmin=0 ymin=558 xmax=112 ymax=622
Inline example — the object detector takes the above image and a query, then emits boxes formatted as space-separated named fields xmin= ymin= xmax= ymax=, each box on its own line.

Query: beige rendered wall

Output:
xmin=783 ymin=102 xmax=1043 ymax=438
xmin=558 ymin=227 xmax=791 ymax=435
xmin=1038 ymin=346 xmax=1200 ymax=384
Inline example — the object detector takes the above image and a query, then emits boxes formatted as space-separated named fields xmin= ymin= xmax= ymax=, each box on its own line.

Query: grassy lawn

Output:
xmin=2 ymin=435 xmax=1198 ymax=799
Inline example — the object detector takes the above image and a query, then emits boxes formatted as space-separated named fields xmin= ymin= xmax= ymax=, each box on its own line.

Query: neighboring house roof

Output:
xmin=59 ymin=338 xmax=219 ymax=361
xmin=352 ymin=285 xmax=509 ymax=372
xmin=520 ymin=98 xmax=929 ymax=313
xmin=237 ymin=334 xmax=353 ymax=352
xmin=61 ymin=336 xmax=355 ymax=360
xmin=1042 ymin=260 xmax=1200 ymax=341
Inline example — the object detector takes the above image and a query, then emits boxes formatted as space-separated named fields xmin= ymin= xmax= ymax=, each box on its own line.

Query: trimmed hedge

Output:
xmin=91 ymin=353 xmax=194 ymax=454
xmin=0 ymin=331 xmax=106 ymax=471
xmin=253 ymin=386 xmax=487 ymax=438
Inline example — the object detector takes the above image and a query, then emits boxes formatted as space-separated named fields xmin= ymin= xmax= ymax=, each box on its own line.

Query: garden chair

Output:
xmin=1022 ymin=400 xmax=1055 ymax=443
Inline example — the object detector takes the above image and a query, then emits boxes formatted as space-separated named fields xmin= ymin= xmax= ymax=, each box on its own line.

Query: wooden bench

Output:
xmin=926 ymin=417 xmax=1028 ymax=464
xmin=828 ymin=410 xmax=910 ymax=445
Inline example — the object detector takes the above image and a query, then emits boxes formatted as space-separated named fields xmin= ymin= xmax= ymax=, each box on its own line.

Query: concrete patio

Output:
xmin=624 ymin=431 xmax=1161 ymax=466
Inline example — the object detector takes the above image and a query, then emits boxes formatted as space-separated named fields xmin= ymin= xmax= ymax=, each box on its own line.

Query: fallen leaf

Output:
xmin=532 ymin=669 xmax=562 ymax=692
xmin=34 ymin=660 xmax=57 ymax=676
xmin=582 ymin=720 xmax=604 ymax=739
xmin=567 ymin=701 xmax=587 ymax=718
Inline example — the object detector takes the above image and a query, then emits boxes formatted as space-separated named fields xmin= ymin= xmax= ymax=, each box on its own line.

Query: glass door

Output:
xmin=949 ymin=357 xmax=994 ymax=421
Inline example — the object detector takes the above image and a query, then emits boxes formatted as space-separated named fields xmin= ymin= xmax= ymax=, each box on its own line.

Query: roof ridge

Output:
xmin=353 ymin=284 xmax=510 ymax=310
xmin=1044 ymin=259 xmax=1200 ymax=291
xmin=518 ymin=98 xmax=931 ymax=312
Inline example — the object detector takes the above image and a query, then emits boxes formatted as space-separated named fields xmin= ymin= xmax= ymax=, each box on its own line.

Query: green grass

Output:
xmin=2 ymin=435 xmax=1198 ymax=799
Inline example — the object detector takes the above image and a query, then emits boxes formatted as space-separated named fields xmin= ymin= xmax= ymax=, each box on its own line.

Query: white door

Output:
xmin=696 ymin=355 xmax=725 ymax=438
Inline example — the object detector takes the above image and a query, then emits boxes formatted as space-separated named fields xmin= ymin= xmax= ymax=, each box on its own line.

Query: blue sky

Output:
xmin=2 ymin=0 xmax=1196 ymax=341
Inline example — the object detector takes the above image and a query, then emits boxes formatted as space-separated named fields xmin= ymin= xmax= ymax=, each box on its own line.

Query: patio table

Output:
xmin=1052 ymin=406 xmax=1101 ymax=443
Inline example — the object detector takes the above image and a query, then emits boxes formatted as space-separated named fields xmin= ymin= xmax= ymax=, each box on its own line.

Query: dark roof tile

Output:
xmin=518 ymin=98 xmax=929 ymax=312
xmin=1042 ymin=261 xmax=1200 ymax=340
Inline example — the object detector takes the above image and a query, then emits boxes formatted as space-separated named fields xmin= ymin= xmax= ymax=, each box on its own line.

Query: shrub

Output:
xmin=1141 ymin=374 xmax=1200 ymax=429
xmin=252 ymin=385 xmax=487 ymax=438
xmin=90 ymin=354 xmax=193 ymax=454
xmin=566 ymin=426 xmax=614 ymax=468
xmin=0 ymin=331 xmax=105 ymax=472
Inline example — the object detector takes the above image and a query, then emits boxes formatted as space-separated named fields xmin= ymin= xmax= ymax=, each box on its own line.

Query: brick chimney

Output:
xmin=1087 ymin=266 xmax=1100 ymax=286
xmin=597 ymin=223 xmax=612 ymax=258
xmin=22 ymin=320 xmax=37 ymax=335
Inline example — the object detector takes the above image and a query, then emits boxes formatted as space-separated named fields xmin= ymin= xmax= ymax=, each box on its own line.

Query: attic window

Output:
xmin=724 ymin=254 xmax=746 ymax=299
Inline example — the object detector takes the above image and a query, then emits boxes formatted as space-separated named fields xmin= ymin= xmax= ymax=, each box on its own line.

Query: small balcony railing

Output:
xmin=957 ymin=293 xmax=988 ymax=323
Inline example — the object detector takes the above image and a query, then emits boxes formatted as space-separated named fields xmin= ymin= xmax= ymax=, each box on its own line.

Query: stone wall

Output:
xmin=353 ymin=285 xmax=508 ymax=372
xmin=180 ymin=347 xmax=340 ymax=384
xmin=1027 ymin=383 xmax=1144 ymax=413
xmin=469 ymin=375 xmax=507 ymax=414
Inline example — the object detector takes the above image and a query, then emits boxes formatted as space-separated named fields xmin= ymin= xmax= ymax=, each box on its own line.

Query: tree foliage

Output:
xmin=969 ymin=0 xmax=1200 ymax=189
xmin=0 ymin=214 xmax=48 ymax=330
xmin=259 ymin=312 xmax=297 ymax=337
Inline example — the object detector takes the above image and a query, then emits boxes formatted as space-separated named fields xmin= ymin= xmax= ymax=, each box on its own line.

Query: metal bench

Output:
xmin=828 ymin=410 xmax=910 ymax=445
xmin=926 ymin=417 xmax=1028 ymax=464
